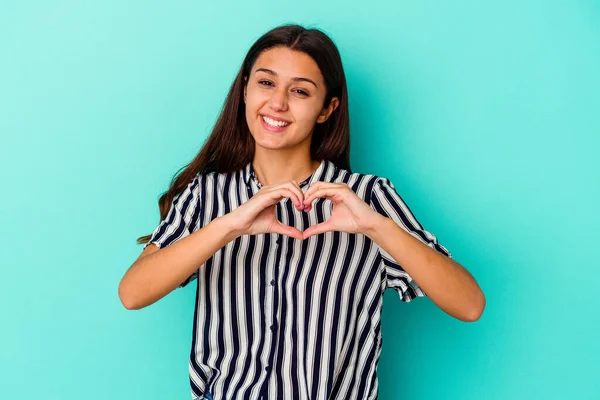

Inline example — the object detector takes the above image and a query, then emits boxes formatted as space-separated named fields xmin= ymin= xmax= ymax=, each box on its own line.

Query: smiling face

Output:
xmin=243 ymin=46 xmax=339 ymax=153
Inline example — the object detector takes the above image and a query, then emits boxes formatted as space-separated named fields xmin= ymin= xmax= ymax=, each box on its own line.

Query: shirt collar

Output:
xmin=243 ymin=159 xmax=328 ymax=190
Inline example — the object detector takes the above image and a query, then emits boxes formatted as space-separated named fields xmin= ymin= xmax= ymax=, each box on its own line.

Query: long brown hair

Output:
xmin=138 ymin=23 xmax=351 ymax=246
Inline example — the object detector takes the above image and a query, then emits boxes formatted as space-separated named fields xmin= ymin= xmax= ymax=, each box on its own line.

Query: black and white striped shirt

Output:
xmin=144 ymin=159 xmax=452 ymax=400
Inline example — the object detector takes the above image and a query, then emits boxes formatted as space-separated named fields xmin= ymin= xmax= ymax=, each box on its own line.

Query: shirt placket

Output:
xmin=259 ymin=230 xmax=282 ymax=399
xmin=249 ymin=168 xmax=310 ymax=400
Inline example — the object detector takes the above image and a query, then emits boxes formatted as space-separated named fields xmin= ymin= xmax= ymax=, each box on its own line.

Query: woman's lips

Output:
xmin=260 ymin=115 xmax=291 ymax=132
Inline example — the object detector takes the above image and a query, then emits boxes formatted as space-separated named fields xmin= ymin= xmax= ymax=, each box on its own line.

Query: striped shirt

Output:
xmin=144 ymin=159 xmax=452 ymax=400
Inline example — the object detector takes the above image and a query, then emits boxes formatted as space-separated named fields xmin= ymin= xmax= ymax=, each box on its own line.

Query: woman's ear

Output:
xmin=316 ymin=97 xmax=340 ymax=123
xmin=243 ymin=76 xmax=248 ymax=103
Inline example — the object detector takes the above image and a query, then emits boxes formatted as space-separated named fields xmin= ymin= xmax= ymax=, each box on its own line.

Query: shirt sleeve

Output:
xmin=370 ymin=177 xmax=452 ymax=302
xmin=143 ymin=173 xmax=204 ymax=288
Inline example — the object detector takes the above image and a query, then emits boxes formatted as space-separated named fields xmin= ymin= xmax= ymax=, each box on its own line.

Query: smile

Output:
xmin=262 ymin=115 xmax=290 ymax=127
xmin=260 ymin=114 xmax=291 ymax=132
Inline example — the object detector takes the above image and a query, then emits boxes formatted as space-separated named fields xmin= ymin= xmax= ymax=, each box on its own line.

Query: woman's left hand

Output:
xmin=301 ymin=182 xmax=382 ymax=239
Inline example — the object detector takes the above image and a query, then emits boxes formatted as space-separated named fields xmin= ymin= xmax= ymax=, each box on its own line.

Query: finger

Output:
xmin=303 ymin=181 xmax=323 ymax=199
xmin=303 ymin=187 xmax=343 ymax=206
xmin=304 ymin=182 xmax=344 ymax=198
xmin=269 ymin=184 xmax=304 ymax=210
xmin=285 ymin=181 xmax=306 ymax=210
xmin=272 ymin=220 xmax=304 ymax=241
xmin=265 ymin=187 xmax=302 ymax=209
xmin=304 ymin=182 xmax=346 ymax=202
xmin=288 ymin=180 xmax=303 ymax=194
xmin=303 ymin=220 xmax=335 ymax=239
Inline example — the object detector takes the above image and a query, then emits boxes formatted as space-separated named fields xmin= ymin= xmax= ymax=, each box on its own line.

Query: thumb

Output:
xmin=303 ymin=220 xmax=334 ymax=240
xmin=272 ymin=220 xmax=304 ymax=241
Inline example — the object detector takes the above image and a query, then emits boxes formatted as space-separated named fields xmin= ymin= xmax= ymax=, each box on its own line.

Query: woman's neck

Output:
xmin=251 ymin=152 xmax=320 ymax=187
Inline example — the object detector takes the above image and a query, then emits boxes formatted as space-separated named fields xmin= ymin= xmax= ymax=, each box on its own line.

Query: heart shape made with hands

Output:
xmin=276 ymin=181 xmax=379 ymax=240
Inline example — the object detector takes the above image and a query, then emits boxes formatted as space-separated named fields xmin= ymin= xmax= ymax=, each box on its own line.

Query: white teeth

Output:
xmin=262 ymin=116 xmax=289 ymax=127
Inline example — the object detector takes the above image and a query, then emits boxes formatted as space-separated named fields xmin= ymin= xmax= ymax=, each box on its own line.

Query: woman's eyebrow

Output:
xmin=255 ymin=68 xmax=318 ymax=88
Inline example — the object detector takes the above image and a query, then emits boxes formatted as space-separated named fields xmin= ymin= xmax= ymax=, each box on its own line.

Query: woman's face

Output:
xmin=244 ymin=46 xmax=339 ymax=152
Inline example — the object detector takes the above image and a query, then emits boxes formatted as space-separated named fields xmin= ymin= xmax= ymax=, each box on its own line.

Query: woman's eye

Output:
xmin=258 ymin=81 xmax=308 ymax=96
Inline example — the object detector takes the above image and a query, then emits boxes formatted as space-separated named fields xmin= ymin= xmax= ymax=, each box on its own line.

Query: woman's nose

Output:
xmin=268 ymin=87 xmax=289 ymax=111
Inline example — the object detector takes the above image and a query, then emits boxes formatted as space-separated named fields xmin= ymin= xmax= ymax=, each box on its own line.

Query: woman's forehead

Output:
xmin=251 ymin=47 xmax=324 ymax=85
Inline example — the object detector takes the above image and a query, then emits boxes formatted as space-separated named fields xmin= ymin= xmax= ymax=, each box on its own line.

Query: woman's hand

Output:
xmin=225 ymin=181 xmax=306 ymax=241
xmin=301 ymin=182 xmax=382 ymax=239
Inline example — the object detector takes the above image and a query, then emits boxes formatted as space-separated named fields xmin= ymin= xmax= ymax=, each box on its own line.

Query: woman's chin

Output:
xmin=254 ymin=138 xmax=287 ymax=150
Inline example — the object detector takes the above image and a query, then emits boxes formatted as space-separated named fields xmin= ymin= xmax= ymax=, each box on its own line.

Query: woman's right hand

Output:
xmin=224 ymin=181 xmax=306 ymax=241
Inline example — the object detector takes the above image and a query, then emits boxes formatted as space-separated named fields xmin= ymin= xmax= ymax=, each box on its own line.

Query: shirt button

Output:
xmin=265 ymin=365 xmax=271 ymax=372
xmin=276 ymin=237 xmax=281 ymax=244
xmin=270 ymin=324 xmax=275 ymax=331
xmin=270 ymin=279 xmax=275 ymax=286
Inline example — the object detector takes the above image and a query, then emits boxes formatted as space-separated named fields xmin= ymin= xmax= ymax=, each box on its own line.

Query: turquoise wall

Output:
xmin=2 ymin=1 xmax=598 ymax=399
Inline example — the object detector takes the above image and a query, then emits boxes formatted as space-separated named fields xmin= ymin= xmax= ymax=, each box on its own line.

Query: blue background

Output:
xmin=2 ymin=1 xmax=599 ymax=399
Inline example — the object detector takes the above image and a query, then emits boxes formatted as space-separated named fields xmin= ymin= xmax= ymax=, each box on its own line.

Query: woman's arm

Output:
xmin=365 ymin=216 xmax=486 ymax=322
xmin=118 ymin=216 xmax=238 ymax=310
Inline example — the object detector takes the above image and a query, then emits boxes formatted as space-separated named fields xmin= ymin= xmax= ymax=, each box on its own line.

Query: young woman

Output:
xmin=119 ymin=24 xmax=485 ymax=400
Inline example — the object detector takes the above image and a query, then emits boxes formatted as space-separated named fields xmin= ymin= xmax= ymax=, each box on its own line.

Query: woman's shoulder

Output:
xmin=326 ymin=161 xmax=388 ymax=186
xmin=193 ymin=165 xmax=250 ymax=192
